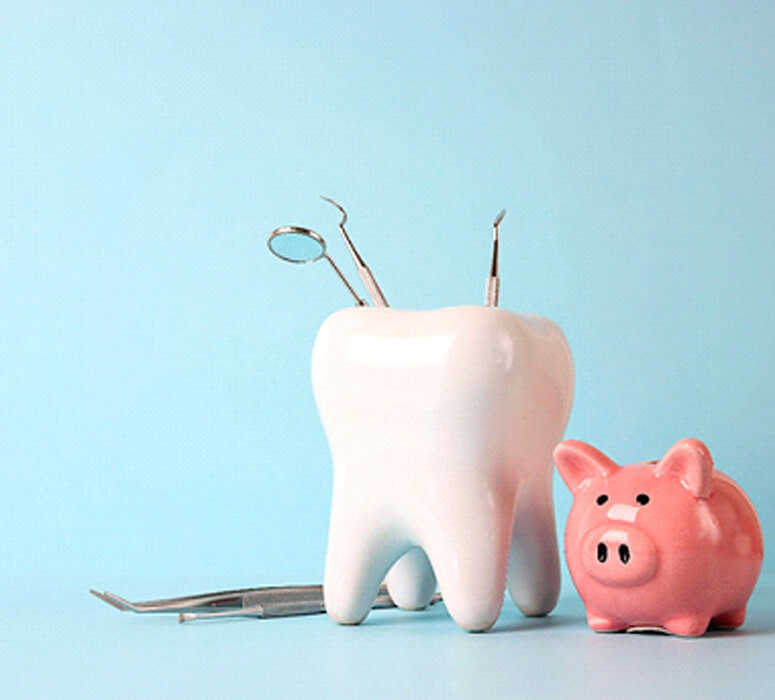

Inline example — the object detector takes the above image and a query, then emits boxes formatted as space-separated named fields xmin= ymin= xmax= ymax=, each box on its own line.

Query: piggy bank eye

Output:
xmin=596 ymin=494 xmax=609 ymax=506
xmin=636 ymin=493 xmax=650 ymax=506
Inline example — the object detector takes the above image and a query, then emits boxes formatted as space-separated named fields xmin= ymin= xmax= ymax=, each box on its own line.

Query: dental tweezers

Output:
xmin=90 ymin=585 xmax=442 ymax=623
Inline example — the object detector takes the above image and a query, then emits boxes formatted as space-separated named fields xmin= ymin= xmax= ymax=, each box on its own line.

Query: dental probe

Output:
xmin=485 ymin=209 xmax=506 ymax=307
xmin=321 ymin=196 xmax=390 ymax=307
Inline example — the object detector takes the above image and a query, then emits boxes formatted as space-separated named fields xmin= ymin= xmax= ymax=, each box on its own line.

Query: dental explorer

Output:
xmin=485 ymin=209 xmax=506 ymax=307
xmin=320 ymin=196 xmax=389 ymax=307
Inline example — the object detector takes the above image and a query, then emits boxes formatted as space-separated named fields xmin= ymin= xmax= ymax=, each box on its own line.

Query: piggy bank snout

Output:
xmin=580 ymin=524 xmax=657 ymax=587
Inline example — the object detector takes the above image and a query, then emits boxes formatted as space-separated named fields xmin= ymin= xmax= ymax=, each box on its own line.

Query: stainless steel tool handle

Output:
xmin=358 ymin=263 xmax=389 ymax=307
xmin=485 ymin=276 xmax=500 ymax=307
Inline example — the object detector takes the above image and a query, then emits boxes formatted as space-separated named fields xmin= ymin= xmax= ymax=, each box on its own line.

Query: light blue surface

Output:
xmin=2 ymin=574 xmax=774 ymax=698
xmin=2 ymin=1 xmax=774 ymax=696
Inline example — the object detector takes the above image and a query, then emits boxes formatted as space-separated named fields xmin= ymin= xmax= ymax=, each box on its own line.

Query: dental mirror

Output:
xmin=268 ymin=226 xmax=366 ymax=306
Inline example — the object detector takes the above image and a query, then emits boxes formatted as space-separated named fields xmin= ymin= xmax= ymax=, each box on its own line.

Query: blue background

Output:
xmin=1 ymin=2 xmax=774 ymax=697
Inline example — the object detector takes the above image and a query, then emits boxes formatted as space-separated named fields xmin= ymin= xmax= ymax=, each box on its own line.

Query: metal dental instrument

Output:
xmin=485 ymin=209 xmax=506 ymax=307
xmin=179 ymin=588 xmax=443 ymax=623
xmin=90 ymin=586 xmax=326 ymax=614
xmin=320 ymin=196 xmax=389 ymax=307
xmin=267 ymin=225 xmax=366 ymax=306
xmin=89 ymin=585 xmax=442 ymax=622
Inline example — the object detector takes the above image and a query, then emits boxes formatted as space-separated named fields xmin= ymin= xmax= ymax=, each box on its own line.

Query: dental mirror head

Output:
xmin=267 ymin=226 xmax=327 ymax=264
xmin=268 ymin=226 xmax=367 ymax=306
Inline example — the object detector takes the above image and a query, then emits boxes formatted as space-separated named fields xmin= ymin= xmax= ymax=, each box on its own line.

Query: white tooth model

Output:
xmin=312 ymin=306 xmax=574 ymax=631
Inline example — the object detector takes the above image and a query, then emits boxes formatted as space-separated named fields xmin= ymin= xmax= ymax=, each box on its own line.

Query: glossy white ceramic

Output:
xmin=312 ymin=306 xmax=574 ymax=631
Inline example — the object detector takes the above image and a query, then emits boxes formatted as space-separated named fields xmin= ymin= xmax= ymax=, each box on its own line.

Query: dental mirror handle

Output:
xmin=325 ymin=254 xmax=367 ymax=306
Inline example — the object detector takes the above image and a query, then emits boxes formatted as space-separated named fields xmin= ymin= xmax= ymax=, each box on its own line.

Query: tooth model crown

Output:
xmin=312 ymin=306 xmax=574 ymax=631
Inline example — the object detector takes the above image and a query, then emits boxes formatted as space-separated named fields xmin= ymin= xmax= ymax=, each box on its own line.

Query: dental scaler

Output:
xmin=485 ymin=209 xmax=506 ymax=307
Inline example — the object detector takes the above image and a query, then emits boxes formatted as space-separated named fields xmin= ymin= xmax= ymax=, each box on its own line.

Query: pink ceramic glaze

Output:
xmin=554 ymin=439 xmax=763 ymax=637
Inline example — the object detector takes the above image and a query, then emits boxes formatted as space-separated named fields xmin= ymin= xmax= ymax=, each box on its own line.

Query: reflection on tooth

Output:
xmin=346 ymin=333 xmax=456 ymax=367
xmin=313 ymin=306 xmax=574 ymax=631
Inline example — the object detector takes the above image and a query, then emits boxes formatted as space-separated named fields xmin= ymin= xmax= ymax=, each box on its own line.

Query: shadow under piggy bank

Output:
xmin=312 ymin=305 xmax=574 ymax=632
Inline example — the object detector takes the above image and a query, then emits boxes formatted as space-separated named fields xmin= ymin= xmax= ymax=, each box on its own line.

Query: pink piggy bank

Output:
xmin=554 ymin=438 xmax=763 ymax=636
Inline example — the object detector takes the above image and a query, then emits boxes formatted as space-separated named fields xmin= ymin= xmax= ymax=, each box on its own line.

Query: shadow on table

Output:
xmin=490 ymin=613 xmax=582 ymax=634
xmin=704 ymin=609 xmax=775 ymax=639
xmin=359 ymin=601 xmax=585 ymax=633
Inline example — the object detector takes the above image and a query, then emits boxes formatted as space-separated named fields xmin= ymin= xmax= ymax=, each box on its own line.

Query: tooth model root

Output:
xmin=421 ymin=488 xmax=514 ymax=632
xmin=323 ymin=506 xmax=405 ymax=625
xmin=385 ymin=547 xmax=437 ymax=610
xmin=507 ymin=478 xmax=562 ymax=616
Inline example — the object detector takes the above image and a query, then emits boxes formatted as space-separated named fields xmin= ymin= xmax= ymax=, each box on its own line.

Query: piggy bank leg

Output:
xmin=587 ymin=611 xmax=627 ymax=633
xmin=385 ymin=547 xmax=437 ymax=610
xmin=506 ymin=475 xmax=561 ymax=616
xmin=663 ymin=615 xmax=711 ymax=637
xmin=422 ymin=482 xmax=514 ymax=632
xmin=711 ymin=608 xmax=746 ymax=630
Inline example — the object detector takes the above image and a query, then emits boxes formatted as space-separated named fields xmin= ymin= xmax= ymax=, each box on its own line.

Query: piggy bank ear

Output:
xmin=654 ymin=439 xmax=713 ymax=499
xmin=553 ymin=440 xmax=619 ymax=494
